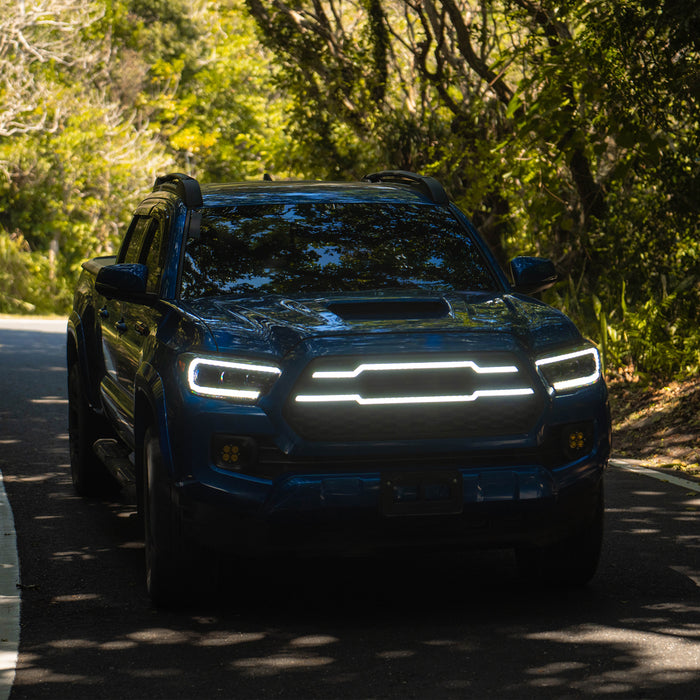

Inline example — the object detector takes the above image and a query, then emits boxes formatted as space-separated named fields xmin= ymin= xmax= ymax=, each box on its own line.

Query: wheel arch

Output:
xmin=134 ymin=364 xmax=174 ymax=494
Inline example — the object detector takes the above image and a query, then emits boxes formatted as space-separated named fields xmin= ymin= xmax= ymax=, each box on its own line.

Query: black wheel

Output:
xmin=143 ymin=426 xmax=199 ymax=607
xmin=67 ymin=363 xmax=118 ymax=497
xmin=516 ymin=485 xmax=604 ymax=587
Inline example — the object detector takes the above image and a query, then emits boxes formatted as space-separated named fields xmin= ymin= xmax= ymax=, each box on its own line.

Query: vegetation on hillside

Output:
xmin=1 ymin=0 xmax=698 ymax=379
xmin=609 ymin=376 xmax=700 ymax=472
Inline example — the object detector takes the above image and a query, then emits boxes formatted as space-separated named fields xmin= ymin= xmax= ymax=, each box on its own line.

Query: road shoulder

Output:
xmin=0 ymin=468 xmax=20 ymax=700
xmin=610 ymin=457 xmax=700 ymax=492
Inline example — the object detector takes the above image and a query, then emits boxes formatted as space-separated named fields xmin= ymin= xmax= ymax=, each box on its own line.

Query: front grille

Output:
xmin=285 ymin=353 xmax=543 ymax=442
xmin=287 ymin=400 xmax=540 ymax=441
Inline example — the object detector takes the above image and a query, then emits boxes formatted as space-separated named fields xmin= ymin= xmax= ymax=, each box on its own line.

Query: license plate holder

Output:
xmin=381 ymin=470 xmax=463 ymax=516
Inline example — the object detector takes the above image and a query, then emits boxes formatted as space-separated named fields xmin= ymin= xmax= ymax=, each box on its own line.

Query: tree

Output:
xmin=0 ymin=0 xmax=172 ymax=311
xmin=245 ymin=0 xmax=700 ymax=375
xmin=112 ymin=0 xmax=291 ymax=180
xmin=0 ymin=0 xmax=104 ymax=138
xmin=0 ymin=0 xmax=288 ymax=312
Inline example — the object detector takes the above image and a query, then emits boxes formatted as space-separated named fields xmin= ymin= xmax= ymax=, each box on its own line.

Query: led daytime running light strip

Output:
xmin=535 ymin=347 xmax=601 ymax=391
xmin=295 ymin=388 xmax=534 ymax=405
xmin=311 ymin=359 xmax=518 ymax=379
xmin=188 ymin=358 xmax=281 ymax=400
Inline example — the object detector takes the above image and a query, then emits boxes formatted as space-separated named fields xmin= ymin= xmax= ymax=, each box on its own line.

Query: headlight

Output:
xmin=186 ymin=356 xmax=281 ymax=401
xmin=535 ymin=347 xmax=601 ymax=393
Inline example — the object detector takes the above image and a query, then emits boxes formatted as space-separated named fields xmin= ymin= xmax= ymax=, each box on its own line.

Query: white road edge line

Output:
xmin=610 ymin=458 xmax=700 ymax=493
xmin=0 ymin=468 xmax=20 ymax=700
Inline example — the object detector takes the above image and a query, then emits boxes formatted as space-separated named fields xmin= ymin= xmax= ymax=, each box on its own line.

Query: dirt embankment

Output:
xmin=608 ymin=375 xmax=700 ymax=476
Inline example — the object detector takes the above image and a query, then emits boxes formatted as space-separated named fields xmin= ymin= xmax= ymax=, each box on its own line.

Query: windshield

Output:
xmin=179 ymin=203 xmax=498 ymax=298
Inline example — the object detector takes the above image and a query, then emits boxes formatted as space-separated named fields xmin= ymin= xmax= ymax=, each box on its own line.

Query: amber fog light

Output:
xmin=212 ymin=435 xmax=258 ymax=472
xmin=562 ymin=422 xmax=594 ymax=461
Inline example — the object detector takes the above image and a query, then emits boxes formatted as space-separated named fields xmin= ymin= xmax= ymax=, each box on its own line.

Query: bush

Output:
xmin=0 ymin=229 xmax=70 ymax=314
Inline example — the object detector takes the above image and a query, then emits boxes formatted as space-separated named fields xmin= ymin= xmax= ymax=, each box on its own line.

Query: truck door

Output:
xmin=100 ymin=209 xmax=170 ymax=446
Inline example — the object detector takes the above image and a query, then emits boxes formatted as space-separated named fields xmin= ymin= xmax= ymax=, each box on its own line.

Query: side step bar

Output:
xmin=93 ymin=439 xmax=136 ymax=487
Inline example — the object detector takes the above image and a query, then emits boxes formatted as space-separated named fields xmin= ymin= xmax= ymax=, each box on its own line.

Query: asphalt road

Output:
xmin=0 ymin=319 xmax=698 ymax=699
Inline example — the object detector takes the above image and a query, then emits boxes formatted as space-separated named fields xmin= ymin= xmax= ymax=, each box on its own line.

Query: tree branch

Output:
xmin=435 ymin=0 xmax=514 ymax=105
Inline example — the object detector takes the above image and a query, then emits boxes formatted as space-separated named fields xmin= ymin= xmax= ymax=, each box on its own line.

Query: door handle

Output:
xmin=116 ymin=320 xmax=127 ymax=333
xmin=99 ymin=306 xmax=109 ymax=319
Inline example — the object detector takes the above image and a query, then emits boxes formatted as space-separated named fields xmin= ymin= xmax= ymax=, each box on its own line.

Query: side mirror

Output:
xmin=95 ymin=263 xmax=152 ymax=302
xmin=510 ymin=256 xmax=558 ymax=295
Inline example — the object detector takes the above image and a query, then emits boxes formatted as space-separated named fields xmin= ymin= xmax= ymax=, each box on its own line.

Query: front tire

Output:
xmin=516 ymin=485 xmax=604 ymax=587
xmin=143 ymin=426 xmax=198 ymax=607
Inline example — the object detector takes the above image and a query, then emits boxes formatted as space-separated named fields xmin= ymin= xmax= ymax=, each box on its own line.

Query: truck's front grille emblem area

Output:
xmin=286 ymin=355 xmax=541 ymax=441
xmin=294 ymin=388 xmax=534 ymax=406
xmin=310 ymin=359 xmax=519 ymax=379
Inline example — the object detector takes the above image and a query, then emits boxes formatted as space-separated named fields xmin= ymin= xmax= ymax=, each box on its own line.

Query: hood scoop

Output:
xmin=326 ymin=298 xmax=451 ymax=321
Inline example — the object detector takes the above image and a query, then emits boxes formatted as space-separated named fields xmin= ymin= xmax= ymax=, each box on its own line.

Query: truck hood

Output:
xmin=185 ymin=291 xmax=583 ymax=356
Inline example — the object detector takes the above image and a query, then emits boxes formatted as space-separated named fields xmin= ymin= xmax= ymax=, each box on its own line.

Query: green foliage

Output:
xmin=0 ymin=0 xmax=287 ymax=315
xmin=0 ymin=229 xmax=67 ymax=314
xmin=245 ymin=0 xmax=700 ymax=379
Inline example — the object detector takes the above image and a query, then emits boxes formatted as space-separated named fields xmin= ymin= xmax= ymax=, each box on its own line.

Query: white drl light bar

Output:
xmin=188 ymin=358 xmax=281 ymax=400
xmin=294 ymin=388 xmax=534 ymax=406
xmin=311 ymin=360 xmax=519 ymax=380
xmin=535 ymin=347 xmax=601 ymax=392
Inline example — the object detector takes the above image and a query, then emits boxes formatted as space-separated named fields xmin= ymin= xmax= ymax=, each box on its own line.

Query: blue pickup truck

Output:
xmin=67 ymin=171 xmax=611 ymax=605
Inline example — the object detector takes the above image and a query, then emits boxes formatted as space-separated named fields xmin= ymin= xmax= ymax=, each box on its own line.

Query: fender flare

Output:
xmin=66 ymin=310 xmax=102 ymax=411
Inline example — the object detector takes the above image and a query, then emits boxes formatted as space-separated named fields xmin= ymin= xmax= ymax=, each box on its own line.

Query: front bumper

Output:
xmin=175 ymin=453 xmax=606 ymax=556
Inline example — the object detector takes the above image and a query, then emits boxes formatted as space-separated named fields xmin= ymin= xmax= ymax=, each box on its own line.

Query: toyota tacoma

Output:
xmin=67 ymin=171 xmax=611 ymax=604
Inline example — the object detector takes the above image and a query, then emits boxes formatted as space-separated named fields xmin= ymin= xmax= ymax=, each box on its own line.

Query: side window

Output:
xmin=120 ymin=217 xmax=151 ymax=264
xmin=144 ymin=218 xmax=168 ymax=294
xmin=118 ymin=209 xmax=171 ymax=295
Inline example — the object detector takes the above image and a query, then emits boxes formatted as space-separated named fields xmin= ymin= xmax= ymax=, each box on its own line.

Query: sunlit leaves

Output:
xmin=245 ymin=0 xmax=700 ymax=376
xmin=0 ymin=0 xmax=289 ymax=312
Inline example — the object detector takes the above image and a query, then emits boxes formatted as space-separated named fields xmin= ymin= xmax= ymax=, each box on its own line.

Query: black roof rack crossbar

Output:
xmin=153 ymin=173 xmax=203 ymax=208
xmin=362 ymin=170 xmax=449 ymax=206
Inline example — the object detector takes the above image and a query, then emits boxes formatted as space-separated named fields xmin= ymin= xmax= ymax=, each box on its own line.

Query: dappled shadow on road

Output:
xmin=10 ymin=474 xmax=700 ymax=698
xmin=10 ymin=527 xmax=700 ymax=699
xmin=2 ymin=327 xmax=699 ymax=698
